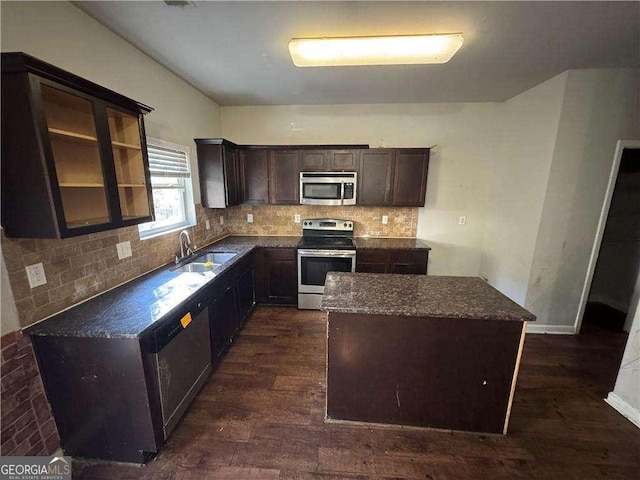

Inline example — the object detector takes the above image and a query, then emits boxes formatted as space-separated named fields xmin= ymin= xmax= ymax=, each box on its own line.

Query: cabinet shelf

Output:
xmin=59 ymin=182 xmax=105 ymax=188
xmin=112 ymin=141 xmax=141 ymax=150
xmin=66 ymin=217 xmax=110 ymax=228
xmin=48 ymin=128 xmax=98 ymax=144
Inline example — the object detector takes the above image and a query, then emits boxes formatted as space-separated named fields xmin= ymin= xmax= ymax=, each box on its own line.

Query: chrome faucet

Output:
xmin=178 ymin=229 xmax=193 ymax=261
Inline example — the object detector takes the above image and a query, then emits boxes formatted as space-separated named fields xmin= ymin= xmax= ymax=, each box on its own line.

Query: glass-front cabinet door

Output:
xmin=106 ymin=107 xmax=151 ymax=221
xmin=1 ymin=52 xmax=154 ymax=239
xmin=41 ymin=84 xmax=111 ymax=230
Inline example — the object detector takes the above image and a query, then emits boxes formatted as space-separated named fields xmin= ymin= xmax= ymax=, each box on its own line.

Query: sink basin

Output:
xmin=193 ymin=252 xmax=237 ymax=265
xmin=172 ymin=251 xmax=237 ymax=273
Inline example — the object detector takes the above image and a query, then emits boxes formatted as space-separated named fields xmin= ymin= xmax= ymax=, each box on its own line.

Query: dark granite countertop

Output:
xmin=354 ymin=237 xmax=431 ymax=250
xmin=321 ymin=272 xmax=536 ymax=322
xmin=24 ymin=243 xmax=256 ymax=339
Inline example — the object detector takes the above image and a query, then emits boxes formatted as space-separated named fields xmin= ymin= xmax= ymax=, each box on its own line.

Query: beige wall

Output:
xmin=479 ymin=72 xmax=567 ymax=305
xmin=525 ymin=69 xmax=640 ymax=329
xmin=222 ymin=103 xmax=501 ymax=276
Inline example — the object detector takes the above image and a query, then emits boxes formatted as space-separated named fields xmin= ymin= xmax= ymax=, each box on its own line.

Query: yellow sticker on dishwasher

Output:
xmin=203 ymin=261 xmax=214 ymax=267
xmin=180 ymin=312 xmax=192 ymax=328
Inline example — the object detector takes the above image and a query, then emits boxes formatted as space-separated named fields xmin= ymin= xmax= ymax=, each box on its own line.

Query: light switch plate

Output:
xmin=458 ymin=216 xmax=467 ymax=225
xmin=205 ymin=220 xmax=211 ymax=230
xmin=219 ymin=216 xmax=225 ymax=225
xmin=382 ymin=215 xmax=389 ymax=225
xmin=294 ymin=214 xmax=301 ymax=223
xmin=247 ymin=214 xmax=254 ymax=223
xmin=25 ymin=263 xmax=47 ymax=288
xmin=116 ymin=241 xmax=133 ymax=260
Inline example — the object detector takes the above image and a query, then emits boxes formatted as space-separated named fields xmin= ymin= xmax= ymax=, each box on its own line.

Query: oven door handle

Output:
xmin=298 ymin=249 xmax=356 ymax=258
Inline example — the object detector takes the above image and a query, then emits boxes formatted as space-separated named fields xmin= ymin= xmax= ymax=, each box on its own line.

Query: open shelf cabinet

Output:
xmin=1 ymin=52 xmax=154 ymax=238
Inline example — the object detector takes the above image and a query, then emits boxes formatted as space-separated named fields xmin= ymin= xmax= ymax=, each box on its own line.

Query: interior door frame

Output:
xmin=574 ymin=139 xmax=640 ymax=333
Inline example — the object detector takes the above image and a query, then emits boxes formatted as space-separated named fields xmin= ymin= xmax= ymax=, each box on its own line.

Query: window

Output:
xmin=138 ymin=138 xmax=195 ymax=239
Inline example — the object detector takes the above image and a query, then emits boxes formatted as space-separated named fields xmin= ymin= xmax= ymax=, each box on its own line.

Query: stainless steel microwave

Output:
xmin=299 ymin=172 xmax=357 ymax=206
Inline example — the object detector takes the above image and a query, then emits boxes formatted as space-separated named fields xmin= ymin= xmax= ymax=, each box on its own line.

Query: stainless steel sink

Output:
xmin=193 ymin=252 xmax=237 ymax=265
xmin=173 ymin=251 xmax=237 ymax=273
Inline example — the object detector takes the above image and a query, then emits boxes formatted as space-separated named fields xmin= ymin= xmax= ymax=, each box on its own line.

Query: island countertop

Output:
xmin=321 ymin=272 xmax=536 ymax=322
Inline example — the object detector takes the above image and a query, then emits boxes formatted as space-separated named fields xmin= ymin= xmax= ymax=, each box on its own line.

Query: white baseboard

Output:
xmin=526 ymin=324 xmax=575 ymax=335
xmin=605 ymin=392 xmax=640 ymax=428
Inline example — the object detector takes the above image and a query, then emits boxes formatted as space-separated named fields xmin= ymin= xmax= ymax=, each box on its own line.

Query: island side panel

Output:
xmin=31 ymin=335 xmax=159 ymax=462
xmin=326 ymin=312 xmax=525 ymax=434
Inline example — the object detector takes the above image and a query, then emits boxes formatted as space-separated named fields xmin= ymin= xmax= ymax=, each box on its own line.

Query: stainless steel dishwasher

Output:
xmin=150 ymin=305 xmax=212 ymax=439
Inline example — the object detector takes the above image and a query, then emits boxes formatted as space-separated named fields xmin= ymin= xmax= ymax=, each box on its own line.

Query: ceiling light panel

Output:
xmin=289 ymin=34 xmax=463 ymax=67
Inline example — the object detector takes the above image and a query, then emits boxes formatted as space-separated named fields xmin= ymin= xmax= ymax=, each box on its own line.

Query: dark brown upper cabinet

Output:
xmin=358 ymin=149 xmax=395 ymax=206
xmin=299 ymin=149 xmax=359 ymax=171
xmin=240 ymin=149 xmax=269 ymax=205
xmin=269 ymin=150 xmax=300 ymax=205
xmin=195 ymin=139 xmax=242 ymax=208
xmin=358 ymin=148 xmax=430 ymax=207
xmin=391 ymin=149 xmax=430 ymax=206
xmin=1 ymin=52 xmax=154 ymax=239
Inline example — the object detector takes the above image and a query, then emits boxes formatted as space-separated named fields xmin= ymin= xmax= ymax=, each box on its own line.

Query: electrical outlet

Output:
xmin=294 ymin=214 xmax=301 ymax=223
xmin=247 ymin=214 xmax=254 ymax=223
xmin=25 ymin=263 xmax=47 ymax=288
xmin=382 ymin=215 xmax=389 ymax=225
xmin=116 ymin=241 xmax=133 ymax=260
xmin=219 ymin=216 xmax=224 ymax=225
xmin=205 ymin=219 xmax=211 ymax=230
xmin=458 ymin=216 xmax=467 ymax=225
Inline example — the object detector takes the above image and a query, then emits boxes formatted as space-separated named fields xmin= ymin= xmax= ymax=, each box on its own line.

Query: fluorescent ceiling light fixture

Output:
xmin=289 ymin=33 xmax=463 ymax=67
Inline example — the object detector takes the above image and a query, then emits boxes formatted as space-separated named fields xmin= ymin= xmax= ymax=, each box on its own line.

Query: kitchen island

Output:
xmin=321 ymin=272 xmax=535 ymax=434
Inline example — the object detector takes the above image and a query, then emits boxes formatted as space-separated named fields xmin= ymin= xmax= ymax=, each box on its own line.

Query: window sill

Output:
xmin=138 ymin=222 xmax=196 ymax=241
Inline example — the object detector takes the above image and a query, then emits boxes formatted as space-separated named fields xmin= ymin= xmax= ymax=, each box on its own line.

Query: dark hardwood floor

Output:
xmin=74 ymin=306 xmax=638 ymax=480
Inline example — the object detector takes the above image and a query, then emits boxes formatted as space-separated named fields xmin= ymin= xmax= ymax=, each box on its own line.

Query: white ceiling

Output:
xmin=75 ymin=1 xmax=640 ymax=106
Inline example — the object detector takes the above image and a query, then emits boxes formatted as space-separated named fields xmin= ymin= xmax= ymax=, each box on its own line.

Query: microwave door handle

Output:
xmin=340 ymin=182 xmax=345 ymax=204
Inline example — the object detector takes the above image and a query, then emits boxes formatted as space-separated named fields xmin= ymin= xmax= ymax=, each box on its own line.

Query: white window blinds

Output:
xmin=147 ymin=144 xmax=190 ymax=178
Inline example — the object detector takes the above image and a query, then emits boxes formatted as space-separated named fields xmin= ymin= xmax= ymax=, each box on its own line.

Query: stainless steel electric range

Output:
xmin=297 ymin=218 xmax=356 ymax=310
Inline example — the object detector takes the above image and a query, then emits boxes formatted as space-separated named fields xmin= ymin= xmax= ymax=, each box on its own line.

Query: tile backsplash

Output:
xmin=1 ymin=204 xmax=417 ymax=328
xmin=225 ymin=205 xmax=418 ymax=237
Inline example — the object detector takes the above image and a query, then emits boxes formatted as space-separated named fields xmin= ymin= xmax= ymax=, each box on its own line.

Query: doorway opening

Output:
xmin=578 ymin=142 xmax=640 ymax=334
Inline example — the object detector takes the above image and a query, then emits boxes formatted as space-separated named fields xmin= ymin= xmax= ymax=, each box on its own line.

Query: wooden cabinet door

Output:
xmin=355 ymin=249 xmax=391 ymax=273
xmin=299 ymin=150 xmax=328 ymax=171
xmin=329 ymin=150 xmax=358 ymax=171
xmin=209 ymin=284 xmax=238 ymax=363
xmin=255 ymin=248 xmax=297 ymax=305
xmin=358 ymin=149 xmax=394 ymax=205
xmin=223 ymin=145 xmax=241 ymax=206
xmin=269 ymin=150 xmax=299 ymax=205
xmin=236 ymin=265 xmax=255 ymax=327
xmin=391 ymin=149 xmax=429 ymax=206
xmin=390 ymin=250 xmax=428 ymax=275
xmin=241 ymin=149 xmax=269 ymax=205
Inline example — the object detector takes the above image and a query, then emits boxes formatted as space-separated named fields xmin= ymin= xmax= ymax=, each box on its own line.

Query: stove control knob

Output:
xmin=348 ymin=223 xmax=352 ymax=228
xmin=303 ymin=221 xmax=308 ymax=226
xmin=343 ymin=223 xmax=347 ymax=227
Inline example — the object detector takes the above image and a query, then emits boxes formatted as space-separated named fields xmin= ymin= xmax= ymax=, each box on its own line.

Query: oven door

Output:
xmin=297 ymin=249 xmax=356 ymax=294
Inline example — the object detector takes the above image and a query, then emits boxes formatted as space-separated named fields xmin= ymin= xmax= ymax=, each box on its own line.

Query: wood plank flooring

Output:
xmin=74 ymin=306 xmax=639 ymax=480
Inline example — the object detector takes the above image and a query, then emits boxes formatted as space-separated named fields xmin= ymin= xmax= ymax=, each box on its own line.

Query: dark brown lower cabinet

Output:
xmin=356 ymin=249 xmax=428 ymax=275
xmin=209 ymin=253 xmax=255 ymax=364
xmin=255 ymin=247 xmax=297 ymax=305
xmin=31 ymin=335 xmax=160 ymax=463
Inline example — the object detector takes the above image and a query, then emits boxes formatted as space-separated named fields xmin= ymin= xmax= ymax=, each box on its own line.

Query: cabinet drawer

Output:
xmin=357 ymin=250 xmax=392 ymax=263
xmin=264 ymin=247 xmax=296 ymax=261
xmin=392 ymin=250 xmax=427 ymax=264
